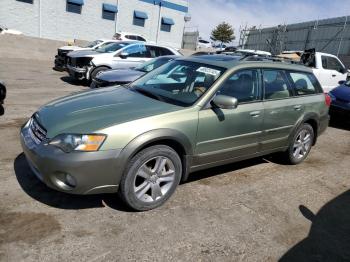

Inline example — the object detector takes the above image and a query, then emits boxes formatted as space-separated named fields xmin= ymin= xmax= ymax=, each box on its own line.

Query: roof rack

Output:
xmin=238 ymin=53 xmax=301 ymax=65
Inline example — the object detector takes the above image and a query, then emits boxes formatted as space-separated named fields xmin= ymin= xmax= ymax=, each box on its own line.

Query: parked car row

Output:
xmin=54 ymin=37 xmax=181 ymax=84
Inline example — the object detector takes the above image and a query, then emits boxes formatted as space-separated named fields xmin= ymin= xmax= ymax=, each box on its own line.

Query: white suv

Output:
xmin=113 ymin=32 xmax=147 ymax=42
xmin=66 ymin=41 xmax=181 ymax=81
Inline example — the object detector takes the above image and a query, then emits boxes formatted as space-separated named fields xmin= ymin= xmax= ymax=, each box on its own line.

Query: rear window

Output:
xmin=287 ymin=71 xmax=321 ymax=95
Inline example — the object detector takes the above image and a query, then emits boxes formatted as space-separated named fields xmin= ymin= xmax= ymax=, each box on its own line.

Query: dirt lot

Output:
xmin=0 ymin=57 xmax=350 ymax=262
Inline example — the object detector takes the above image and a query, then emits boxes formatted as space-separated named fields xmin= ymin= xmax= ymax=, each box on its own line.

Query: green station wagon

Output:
xmin=20 ymin=55 xmax=330 ymax=211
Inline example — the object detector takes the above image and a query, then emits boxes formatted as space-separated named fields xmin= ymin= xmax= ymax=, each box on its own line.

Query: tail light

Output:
xmin=324 ymin=93 xmax=331 ymax=107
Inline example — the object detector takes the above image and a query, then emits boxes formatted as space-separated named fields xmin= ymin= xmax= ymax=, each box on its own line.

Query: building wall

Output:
xmin=0 ymin=0 xmax=188 ymax=48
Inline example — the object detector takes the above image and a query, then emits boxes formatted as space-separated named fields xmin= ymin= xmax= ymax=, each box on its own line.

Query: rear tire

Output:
xmin=119 ymin=145 xmax=182 ymax=211
xmin=284 ymin=123 xmax=314 ymax=165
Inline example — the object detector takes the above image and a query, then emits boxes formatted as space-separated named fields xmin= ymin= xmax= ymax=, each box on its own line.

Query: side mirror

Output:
xmin=119 ymin=52 xmax=128 ymax=59
xmin=212 ymin=95 xmax=238 ymax=109
xmin=339 ymin=80 xmax=346 ymax=85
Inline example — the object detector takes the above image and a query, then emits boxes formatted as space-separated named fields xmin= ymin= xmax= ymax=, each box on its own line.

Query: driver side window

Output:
xmin=218 ymin=69 xmax=260 ymax=103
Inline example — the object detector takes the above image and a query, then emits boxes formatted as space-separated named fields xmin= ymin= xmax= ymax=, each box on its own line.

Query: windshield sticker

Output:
xmin=196 ymin=67 xmax=221 ymax=76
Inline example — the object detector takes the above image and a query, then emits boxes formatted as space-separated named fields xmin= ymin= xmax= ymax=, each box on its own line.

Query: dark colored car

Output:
xmin=90 ymin=55 xmax=179 ymax=88
xmin=0 ymin=81 xmax=6 ymax=115
xmin=329 ymin=80 xmax=350 ymax=118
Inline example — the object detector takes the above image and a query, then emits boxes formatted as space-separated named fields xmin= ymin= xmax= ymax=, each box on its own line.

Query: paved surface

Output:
xmin=0 ymin=57 xmax=350 ymax=262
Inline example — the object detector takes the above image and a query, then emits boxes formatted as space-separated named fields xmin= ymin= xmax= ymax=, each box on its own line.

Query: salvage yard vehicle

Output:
xmin=113 ymin=32 xmax=147 ymax=42
xmin=20 ymin=55 xmax=330 ymax=211
xmin=197 ymin=39 xmax=212 ymax=49
xmin=0 ymin=25 xmax=22 ymax=35
xmin=54 ymin=39 xmax=117 ymax=71
xmin=90 ymin=55 xmax=180 ymax=88
xmin=0 ymin=81 xmax=6 ymax=115
xmin=329 ymin=79 xmax=350 ymax=119
xmin=66 ymin=41 xmax=181 ymax=82
xmin=283 ymin=49 xmax=349 ymax=92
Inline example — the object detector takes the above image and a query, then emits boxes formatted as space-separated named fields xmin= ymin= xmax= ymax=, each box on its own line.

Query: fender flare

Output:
xmin=288 ymin=112 xmax=320 ymax=145
xmin=116 ymin=128 xmax=194 ymax=181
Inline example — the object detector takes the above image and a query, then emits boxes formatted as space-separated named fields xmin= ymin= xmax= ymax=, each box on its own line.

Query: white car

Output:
xmin=0 ymin=25 xmax=22 ymax=35
xmin=54 ymin=39 xmax=119 ymax=70
xmin=197 ymin=39 xmax=212 ymax=49
xmin=300 ymin=50 xmax=349 ymax=92
xmin=113 ymin=32 xmax=147 ymax=42
xmin=235 ymin=49 xmax=272 ymax=56
xmin=280 ymin=49 xmax=349 ymax=92
xmin=66 ymin=41 xmax=181 ymax=81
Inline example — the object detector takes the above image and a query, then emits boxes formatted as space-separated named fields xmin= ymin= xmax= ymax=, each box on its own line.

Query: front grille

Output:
xmin=58 ymin=49 xmax=69 ymax=58
xmin=29 ymin=116 xmax=47 ymax=144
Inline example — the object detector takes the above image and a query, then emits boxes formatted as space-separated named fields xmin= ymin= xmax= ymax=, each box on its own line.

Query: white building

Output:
xmin=0 ymin=0 xmax=189 ymax=48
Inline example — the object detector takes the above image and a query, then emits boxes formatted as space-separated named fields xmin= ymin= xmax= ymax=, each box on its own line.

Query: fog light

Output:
xmin=65 ymin=174 xmax=76 ymax=188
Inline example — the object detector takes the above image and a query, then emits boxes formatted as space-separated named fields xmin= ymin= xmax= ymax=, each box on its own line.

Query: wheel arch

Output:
xmin=117 ymin=129 xmax=194 ymax=182
xmin=292 ymin=113 xmax=320 ymax=146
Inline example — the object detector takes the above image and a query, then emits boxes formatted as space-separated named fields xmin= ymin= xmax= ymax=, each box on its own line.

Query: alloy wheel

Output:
xmin=293 ymin=129 xmax=312 ymax=160
xmin=133 ymin=156 xmax=176 ymax=203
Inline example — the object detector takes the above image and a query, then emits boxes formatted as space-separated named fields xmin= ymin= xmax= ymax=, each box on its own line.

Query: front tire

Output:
xmin=285 ymin=123 xmax=314 ymax=165
xmin=119 ymin=145 xmax=182 ymax=211
xmin=89 ymin=66 xmax=109 ymax=83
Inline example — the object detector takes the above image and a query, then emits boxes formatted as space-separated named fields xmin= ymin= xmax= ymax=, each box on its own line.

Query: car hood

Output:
xmin=330 ymin=84 xmax=350 ymax=102
xmin=59 ymin=46 xmax=87 ymax=51
xmin=97 ymin=68 xmax=145 ymax=83
xmin=36 ymin=87 xmax=181 ymax=138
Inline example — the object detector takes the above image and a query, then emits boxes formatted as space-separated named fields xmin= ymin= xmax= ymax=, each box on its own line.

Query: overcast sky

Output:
xmin=187 ymin=0 xmax=350 ymax=43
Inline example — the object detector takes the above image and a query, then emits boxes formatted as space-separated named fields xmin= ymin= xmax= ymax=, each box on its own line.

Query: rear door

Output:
xmin=194 ymin=69 xmax=263 ymax=166
xmin=261 ymin=69 xmax=303 ymax=152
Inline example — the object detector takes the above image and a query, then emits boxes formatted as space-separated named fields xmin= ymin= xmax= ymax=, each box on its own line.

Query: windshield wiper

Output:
xmin=132 ymin=87 xmax=163 ymax=101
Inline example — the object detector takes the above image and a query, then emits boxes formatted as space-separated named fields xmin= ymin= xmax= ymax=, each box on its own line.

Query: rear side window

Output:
xmin=263 ymin=70 xmax=292 ymax=100
xmin=287 ymin=71 xmax=320 ymax=95
xmin=218 ymin=69 xmax=260 ymax=103
xmin=147 ymin=46 xmax=174 ymax=57
xmin=137 ymin=36 xmax=146 ymax=41
xmin=126 ymin=35 xmax=136 ymax=40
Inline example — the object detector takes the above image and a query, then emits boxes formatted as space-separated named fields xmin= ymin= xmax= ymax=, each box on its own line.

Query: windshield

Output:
xmin=84 ymin=40 xmax=102 ymax=48
xmin=96 ymin=42 xmax=130 ymax=53
xmin=129 ymin=60 xmax=225 ymax=107
xmin=135 ymin=57 xmax=172 ymax=73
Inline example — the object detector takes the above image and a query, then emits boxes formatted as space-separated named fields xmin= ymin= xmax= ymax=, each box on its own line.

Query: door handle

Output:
xmin=332 ymin=74 xmax=336 ymax=77
xmin=250 ymin=111 xmax=260 ymax=117
xmin=294 ymin=105 xmax=302 ymax=111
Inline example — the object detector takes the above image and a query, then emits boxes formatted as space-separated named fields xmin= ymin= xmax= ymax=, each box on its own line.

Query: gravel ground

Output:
xmin=0 ymin=57 xmax=350 ymax=262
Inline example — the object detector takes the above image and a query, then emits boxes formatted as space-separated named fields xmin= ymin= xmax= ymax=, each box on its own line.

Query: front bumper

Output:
xmin=53 ymin=55 xmax=66 ymax=71
xmin=67 ymin=65 xmax=89 ymax=80
xmin=20 ymin=126 xmax=123 ymax=195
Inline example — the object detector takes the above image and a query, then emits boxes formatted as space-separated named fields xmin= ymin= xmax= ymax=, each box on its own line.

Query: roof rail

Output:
xmin=239 ymin=53 xmax=300 ymax=65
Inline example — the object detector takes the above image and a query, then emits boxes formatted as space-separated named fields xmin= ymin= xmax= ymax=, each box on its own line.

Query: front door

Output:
xmin=319 ymin=55 xmax=347 ymax=92
xmin=112 ymin=43 xmax=150 ymax=69
xmin=194 ymin=69 xmax=263 ymax=166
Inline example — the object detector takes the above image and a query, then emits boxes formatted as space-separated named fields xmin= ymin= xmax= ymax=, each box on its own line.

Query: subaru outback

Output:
xmin=20 ymin=55 xmax=330 ymax=211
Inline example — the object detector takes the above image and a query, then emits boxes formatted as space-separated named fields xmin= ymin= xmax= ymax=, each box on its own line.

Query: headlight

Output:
xmin=49 ymin=134 xmax=106 ymax=153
